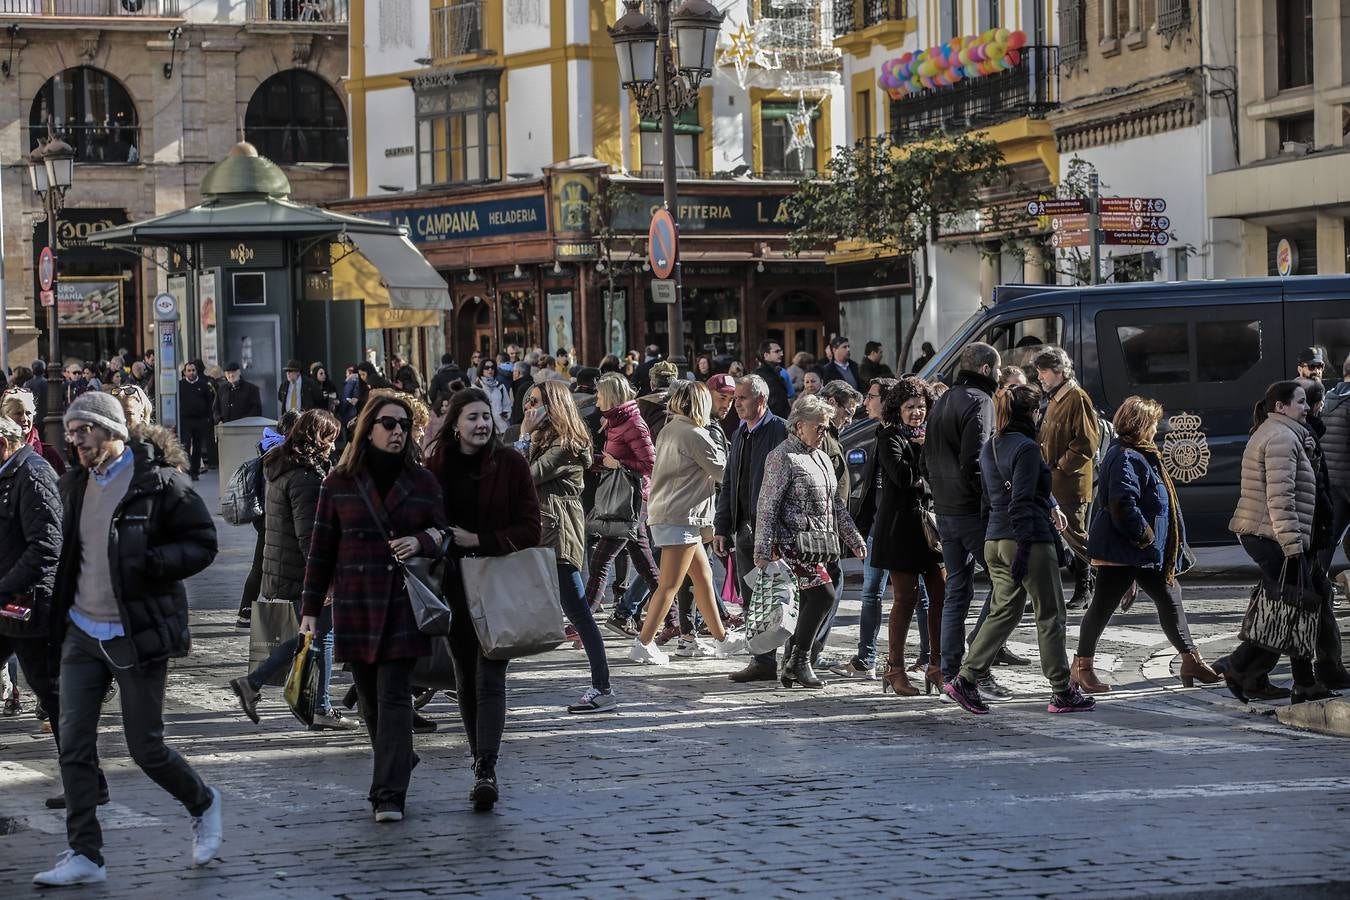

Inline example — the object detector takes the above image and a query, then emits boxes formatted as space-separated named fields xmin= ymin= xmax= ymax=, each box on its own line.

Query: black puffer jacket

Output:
xmin=1323 ymin=381 xmax=1350 ymax=492
xmin=53 ymin=437 xmax=218 ymax=667
xmin=261 ymin=450 xmax=325 ymax=600
xmin=0 ymin=446 xmax=62 ymax=638
xmin=924 ymin=370 xmax=996 ymax=517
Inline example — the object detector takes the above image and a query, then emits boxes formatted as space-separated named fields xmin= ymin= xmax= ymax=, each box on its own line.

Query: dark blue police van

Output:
xmin=843 ymin=276 xmax=1350 ymax=545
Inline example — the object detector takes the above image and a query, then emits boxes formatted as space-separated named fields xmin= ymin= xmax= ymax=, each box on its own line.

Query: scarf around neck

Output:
xmin=1132 ymin=439 xmax=1182 ymax=583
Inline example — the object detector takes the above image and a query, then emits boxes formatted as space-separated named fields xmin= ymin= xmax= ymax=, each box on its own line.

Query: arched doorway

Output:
xmin=244 ymin=70 xmax=348 ymax=165
xmin=455 ymin=295 xmax=492 ymax=362
xmin=30 ymin=66 xmax=139 ymax=163
xmin=765 ymin=291 xmax=825 ymax=362
xmin=499 ymin=290 xmax=532 ymax=350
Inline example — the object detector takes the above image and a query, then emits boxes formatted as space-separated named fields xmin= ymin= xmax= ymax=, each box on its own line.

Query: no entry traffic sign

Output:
xmin=648 ymin=209 xmax=677 ymax=280
xmin=38 ymin=246 xmax=55 ymax=292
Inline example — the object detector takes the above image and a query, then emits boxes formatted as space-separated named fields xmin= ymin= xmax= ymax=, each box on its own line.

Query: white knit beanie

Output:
xmin=63 ymin=390 xmax=130 ymax=441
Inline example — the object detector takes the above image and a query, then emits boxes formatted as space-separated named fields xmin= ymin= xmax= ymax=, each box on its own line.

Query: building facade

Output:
xmin=0 ymin=0 xmax=350 ymax=370
xmin=1208 ymin=0 xmax=1350 ymax=278
xmin=337 ymin=0 xmax=847 ymax=368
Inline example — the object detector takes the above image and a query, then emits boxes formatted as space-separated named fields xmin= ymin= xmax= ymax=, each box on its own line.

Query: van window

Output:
xmin=983 ymin=315 xmax=1065 ymax=371
xmin=1313 ymin=317 xmax=1350 ymax=375
xmin=1115 ymin=319 xmax=1263 ymax=385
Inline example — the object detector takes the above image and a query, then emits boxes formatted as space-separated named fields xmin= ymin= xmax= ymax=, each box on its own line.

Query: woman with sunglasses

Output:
xmin=519 ymin=381 xmax=616 ymax=713
xmin=425 ymin=388 xmax=541 ymax=811
xmin=298 ymin=393 xmax=447 ymax=823
xmin=473 ymin=360 xmax=511 ymax=434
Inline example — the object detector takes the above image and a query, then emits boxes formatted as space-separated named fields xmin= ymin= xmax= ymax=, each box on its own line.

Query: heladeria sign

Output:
xmin=374 ymin=196 xmax=550 ymax=245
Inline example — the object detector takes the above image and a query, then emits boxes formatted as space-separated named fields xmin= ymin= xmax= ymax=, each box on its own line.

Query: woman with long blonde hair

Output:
xmin=519 ymin=380 xmax=615 ymax=712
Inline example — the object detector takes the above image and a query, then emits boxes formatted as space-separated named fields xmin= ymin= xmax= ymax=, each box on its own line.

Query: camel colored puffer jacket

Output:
xmin=1228 ymin=412 xmax=1317 ymax=557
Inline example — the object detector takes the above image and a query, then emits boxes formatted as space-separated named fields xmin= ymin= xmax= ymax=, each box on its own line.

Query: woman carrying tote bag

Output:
xmin=298 ymin=394 xmax=447 ymax=824
xmin=425 ymin=388 xmax=541 ymax=812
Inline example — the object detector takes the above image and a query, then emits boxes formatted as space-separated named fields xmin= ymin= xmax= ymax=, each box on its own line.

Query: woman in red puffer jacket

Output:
xmin=584 ymin=373 xmax=663 ymax=634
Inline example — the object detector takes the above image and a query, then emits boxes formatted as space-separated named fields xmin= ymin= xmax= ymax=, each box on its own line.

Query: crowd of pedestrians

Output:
xmin=2 ymin=334 xmax=1348 ymax=887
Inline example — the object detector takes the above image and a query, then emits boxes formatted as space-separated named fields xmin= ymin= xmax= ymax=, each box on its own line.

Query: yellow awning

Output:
xmin=332 ymin=236 xmax=444 ymax=330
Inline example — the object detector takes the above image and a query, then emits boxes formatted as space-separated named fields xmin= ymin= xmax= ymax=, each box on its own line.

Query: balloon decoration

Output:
xmin=878 ymin=29 xmax=1029 ymax=98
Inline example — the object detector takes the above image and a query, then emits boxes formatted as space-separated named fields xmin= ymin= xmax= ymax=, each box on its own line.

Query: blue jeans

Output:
xmin=856 ymin=534 xmax=889 ymax=667
xmin=938 ymin=513 xmax=989 ymax=680
xmin=559 ymin=562 xmax=610 ymax=692
xmin=248 ymin=600 xmax=333 ymax=709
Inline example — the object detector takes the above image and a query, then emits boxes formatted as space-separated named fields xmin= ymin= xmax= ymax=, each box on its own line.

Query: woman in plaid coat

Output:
xmin=300 ymin=393 xmax=446 ymax=824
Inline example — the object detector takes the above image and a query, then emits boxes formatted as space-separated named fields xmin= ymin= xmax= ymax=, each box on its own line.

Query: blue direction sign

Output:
xmin=648 ymin=209 xmax=677 ymax=280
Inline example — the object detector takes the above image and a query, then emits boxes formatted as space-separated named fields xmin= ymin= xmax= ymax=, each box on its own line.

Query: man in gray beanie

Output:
xmin=35 ymin=390 xmax=222 ymax=886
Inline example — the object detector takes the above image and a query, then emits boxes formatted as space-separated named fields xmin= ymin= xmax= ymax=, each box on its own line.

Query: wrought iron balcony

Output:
xmin=246 ymin=0 xmax=348 ymax=24
xmin=889 ymin=44 xmax=1059 ymax=144
xmin=834 ymin=0 xmax=906 ymax=37
xmin=431 ymin=0 xmax=484 ymax=58
xmin=1 ymin=0 xmax=180 ymax=16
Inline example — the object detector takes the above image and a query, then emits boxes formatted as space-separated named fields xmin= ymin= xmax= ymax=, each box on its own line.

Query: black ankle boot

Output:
xmin=471 ymin=754 xmax=498 ymax=811
xmin=1291 ymin=682 xmax=1341 ymax=705
xmin=783 ymin=648 xmax=824 ymax=689
xmin=1314 ymin=664 xmax=1350 ymax=690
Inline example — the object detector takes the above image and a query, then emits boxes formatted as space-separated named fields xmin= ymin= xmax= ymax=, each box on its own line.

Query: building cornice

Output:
xmin=1050 ymin=73 xmax=1204 ymax=152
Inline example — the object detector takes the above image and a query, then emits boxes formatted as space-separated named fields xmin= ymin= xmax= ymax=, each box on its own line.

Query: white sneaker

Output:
xmin=628 ymin=638 xmax=670 ymax=666
xmin=710 ymin=630 xmax=746 ymax=659
xmin=674 ymin=636 xmax=708 ymax=657
xmin=33 ymin=850 xmax=106 ymax=886
xmin=190 ymin=786 xmax=223 ymax=867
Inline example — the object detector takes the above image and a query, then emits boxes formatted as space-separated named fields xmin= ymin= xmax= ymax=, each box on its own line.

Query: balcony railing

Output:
xmin=431 ymin=0 xmax=484 ymax=59
xmin=835 ymin=0 xmax=906 ymax=37
xmin=246 ymin=0 xmax=348 ymax=24
xmin=1 ymin=0 xmax=179 ymax=16
xmin=1158 ymin=0 xmax=1192 ymax=45
xmin=889 ymin=44 xmax=1059 ymax=144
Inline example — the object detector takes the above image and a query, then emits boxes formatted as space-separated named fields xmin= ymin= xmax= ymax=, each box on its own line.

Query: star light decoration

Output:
xmin=786 ymin=95 xmax=815 ymax=167
xmin=721 ymin=19 xmax=765 ymax=88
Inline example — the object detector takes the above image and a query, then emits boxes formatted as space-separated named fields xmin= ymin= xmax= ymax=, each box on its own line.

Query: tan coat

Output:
xmin=646 ymin=415 xmax=726 ymax=528
xmin=1038 ymin=378 xmax=1100 ymax=504
xmin=1228 ymin=412 xmax=1316 ymax=557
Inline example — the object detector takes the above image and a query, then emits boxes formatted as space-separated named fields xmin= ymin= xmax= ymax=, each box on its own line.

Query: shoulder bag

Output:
xmin=355 ymin=485 xmax=452 ymax=636
xmin=586 ymin=466 xmax=641 ymax=540
xmin=1239 ymin=558 xmax=1320 ymax=658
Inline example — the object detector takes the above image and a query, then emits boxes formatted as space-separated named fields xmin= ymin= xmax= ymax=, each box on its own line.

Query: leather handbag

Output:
xmin=919 ymin=508 xmax=942 ymax=554
xmin=586 ymin=467 xmax=641 ymax=540
xmin=356 ymin=485 xmax=451 ymax=636
xmin=1239 ymin=559 xmax=1320 ymax=658
xmin=458 ymin=546 xmax=565 ymax=660
xmin=794 ymin=530 xmax=841 ymax=563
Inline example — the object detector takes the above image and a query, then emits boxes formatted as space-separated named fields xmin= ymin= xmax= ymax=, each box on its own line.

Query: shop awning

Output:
xmin=332 ymin=236 xmax=443 ymax=330
xmin=343 ymin=231 xmax=451 ymax=311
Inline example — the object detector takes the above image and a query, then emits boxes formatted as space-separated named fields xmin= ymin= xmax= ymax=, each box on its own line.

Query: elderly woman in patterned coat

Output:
xmin=300 ymin=393 xmax=446 ymax=824
xmin=754 ymin=394 xmax=866 ymax=690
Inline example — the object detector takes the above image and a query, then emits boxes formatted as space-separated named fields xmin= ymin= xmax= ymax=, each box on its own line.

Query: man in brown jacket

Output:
xmin=1034 ymin=347 xmax=1100 ymax=608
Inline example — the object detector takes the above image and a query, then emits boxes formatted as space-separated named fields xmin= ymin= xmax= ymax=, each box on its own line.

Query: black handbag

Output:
xmin=1239 ymin=559 xmax=1320 ymax=658
xmin=586 ymin=467 xmax=641 ymax=539
xmin=355 ymin=486 xmax=451 ymax=636
xmin=794 ymin=530 xmax=841 ymax=563
xmin=411 ymin=635 xmax=458 ymax=691
xmin=919 ymin=508 xmax=942 ymax=554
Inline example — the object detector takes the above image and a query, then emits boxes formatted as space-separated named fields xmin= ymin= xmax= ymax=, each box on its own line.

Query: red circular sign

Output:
xmin=648 ymin=209 xmax=677 ymax=281
xmin=38 ymin=246 xmax=55 ymax=292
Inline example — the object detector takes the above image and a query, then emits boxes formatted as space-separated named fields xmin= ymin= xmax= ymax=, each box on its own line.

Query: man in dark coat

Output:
xmin=427 ymin=353 xmax=463 ymax=407
xmin=278 ymin=359 xmax=324 ymax=414
xmin=859 ymin=341 xmax=896 ymax=383
xmin=1322 ymin=357 xmax=1350 ymax=594
xmin=36 ymin=393 xmax=221 ymax=887
xmin=633 ymin=344 xmax=663 ymax=396
xmin=714 ymin=373 xmax=788 ymax=683
xmin=817 ymin=336 xmax=862 ymax=390
xmin=27 ymin=359 xmax=50 ymax=428
xmin=177 ymin=360 xmax=214 ymax=480
xmin=752 ymin=339 xmax=793 ymax=420
xmin=637 ymin=360 xmax=680 ymax=442
xmin=213 ymin=362 xmax=263 ymax=424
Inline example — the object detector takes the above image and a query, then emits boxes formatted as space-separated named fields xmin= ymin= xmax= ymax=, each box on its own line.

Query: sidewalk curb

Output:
xmin=1275 ymin=697 xmax=1350 ymax=738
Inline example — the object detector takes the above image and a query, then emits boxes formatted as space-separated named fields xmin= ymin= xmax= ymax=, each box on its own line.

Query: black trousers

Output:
xmin=59 ymin=626 xmax=211 ymax=866
xmin=447 ymin=594 xmax=508 ymax=762
xmin=1077 ymin=565 xmax=1195 ymax=657
xmin=239 ymin=519 xmax=265 ymax=617
xmin=349 ymin=657 xmax=415 ymax=808
xmin=180 ymin=417 xmax=209 ymax=477
xmin=1230 ymin=535 xmax=1325 ymax=687
xmin=783 ymin=584 xmax=836 ymax=660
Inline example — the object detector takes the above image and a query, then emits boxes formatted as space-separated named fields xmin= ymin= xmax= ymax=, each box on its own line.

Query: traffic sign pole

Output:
xmin=1089 ymin=173 xmax=1100 ymax=286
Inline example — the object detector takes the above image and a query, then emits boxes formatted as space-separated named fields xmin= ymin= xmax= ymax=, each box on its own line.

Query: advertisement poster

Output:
xmin=231 ymin=315 xmax=281 ymax=417
xmin=56 ymin=277 xmax=124 ymax=327
xmin=603 ymin=289 xmax=626 ymax=358
xmin=546 ymin=291 xmax=574 ymax=356
xmin=197 ymin=270 xmax=219 ymax=370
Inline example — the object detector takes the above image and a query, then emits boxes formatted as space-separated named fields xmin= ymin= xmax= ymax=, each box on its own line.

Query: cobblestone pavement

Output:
xmin=2 ymin=474 xmax=1348 ymax=898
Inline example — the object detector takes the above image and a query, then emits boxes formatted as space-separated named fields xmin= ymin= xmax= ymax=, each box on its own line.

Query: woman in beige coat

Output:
xmin=1223 ymin=380 xmax=1334 ymax=704
xmin=630 ymin=380 xmax=744 ymax=665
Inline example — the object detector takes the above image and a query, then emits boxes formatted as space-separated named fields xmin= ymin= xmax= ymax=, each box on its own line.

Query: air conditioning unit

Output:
xmin=1281 ymin=141 xmax=1311 ymax=156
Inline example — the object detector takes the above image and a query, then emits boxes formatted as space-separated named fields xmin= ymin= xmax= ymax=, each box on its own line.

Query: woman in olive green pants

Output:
xmin=944 ymin=383 xmax=1095 ymax=716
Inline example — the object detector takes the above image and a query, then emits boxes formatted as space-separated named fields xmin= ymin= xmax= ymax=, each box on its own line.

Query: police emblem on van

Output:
xmin=1162 ymin=413 xmax=1210 ymax=483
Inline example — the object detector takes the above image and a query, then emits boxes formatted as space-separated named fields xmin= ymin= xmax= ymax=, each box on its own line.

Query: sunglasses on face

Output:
xmin=375 ymin=416 xmax=411 ymax=433
xmin=111 ymin=385 xmax=140 ymax=397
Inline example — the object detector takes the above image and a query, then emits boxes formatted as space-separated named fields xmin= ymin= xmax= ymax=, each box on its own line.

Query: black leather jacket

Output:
xmin=923 ymin=370 xmax=997 ymax=518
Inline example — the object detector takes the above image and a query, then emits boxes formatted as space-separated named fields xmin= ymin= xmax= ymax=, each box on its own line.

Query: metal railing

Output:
xmin=1058 ymin=0 xmax=1086 ymax=65
xmin=245 ymin=0 xmax=348 ymax=24
xmin=1 ymin=0 xmax=179 ymax=16
xmin=1158 ymin=0 xmax=1192 ymax=44
xmin=834 ymin=0 xmax=906 ymax=37
xmin=889 ymin=44 xmax=1059 ymax=143
xmin=431 ymin=0 xmax=484 ymax=59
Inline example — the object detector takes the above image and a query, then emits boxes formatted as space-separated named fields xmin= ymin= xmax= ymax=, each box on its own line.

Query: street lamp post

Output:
xmin=609 ymin=0 xmax=723 ymax=366
xmin=27 ymin=127 xmax=76 ymax=449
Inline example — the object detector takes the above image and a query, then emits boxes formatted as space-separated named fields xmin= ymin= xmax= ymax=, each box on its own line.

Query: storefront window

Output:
xmin=650 ymin=285 xmax=738 ymax=359
xmin=499 ymin=290 xmax=531 ymax=349
xmin=760 ymin=102 xmax=818 ymax=177
xmin=639 ymin=102 xmax=701 ymax=178
xmin=245 ymin=70 xmax=349 ymax=165
xmin=30 ymin=67 xmax=139 ymax=164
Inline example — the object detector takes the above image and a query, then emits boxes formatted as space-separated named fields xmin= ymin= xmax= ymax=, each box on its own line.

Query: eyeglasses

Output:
xmin=65 ymin=423 xmax=97 ymax=441
xmin=375 ymin=416 xmax=411 ymax=433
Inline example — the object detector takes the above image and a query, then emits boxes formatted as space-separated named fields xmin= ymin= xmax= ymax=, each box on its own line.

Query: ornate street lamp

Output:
xmin=608 ymin=0 xmax=724 ymax=365
xmin=28 ymin=127 xmax=76 ymax=448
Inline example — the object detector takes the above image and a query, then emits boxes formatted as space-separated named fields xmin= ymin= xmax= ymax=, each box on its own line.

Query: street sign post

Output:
xmin=38 ymin=246 xmax=55 ymax=292
xmin=1026 ymin=198 xmax=1090 ymax=217
xmin=1100 ymin=197 xmax=1167 ymax=214
xmin=1051 ymin=230 xmax=1092 ymax=249
xmin=1102 ymin=230 xmax=1171 ymax=247
xmin=1043 ymin=188 xmax=1171 ymax=282
xmin=648 ymin=209 xmax=678 ymax=280
xmin=651 ymin=279 xmax=677 ymax=305
xmin=1100 ymin=212 xmax=1169 ymax=231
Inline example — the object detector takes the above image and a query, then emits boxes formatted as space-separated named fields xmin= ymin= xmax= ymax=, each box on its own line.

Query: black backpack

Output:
xmin=221 ymin=455 xmax=264 ymax=525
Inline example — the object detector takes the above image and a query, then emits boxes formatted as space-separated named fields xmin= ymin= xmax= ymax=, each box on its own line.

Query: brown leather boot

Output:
xmin=882 ymin=659 xmax=920 ymax=696
xmin=1071 ymin=655 xmax=1111 ymax=693
xmin=1179 ymin=650 xmax=1221 ymax=687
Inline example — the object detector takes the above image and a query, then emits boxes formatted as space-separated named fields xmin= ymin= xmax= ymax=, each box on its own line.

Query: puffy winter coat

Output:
xmin=1323 ymin=381 xmax=1350 ymax=492
xmin=0 ymin=446 xmax=62 ymax=638
xmin=52 ymin=437 xmax=218 ymax=667
xmin=260 ymin=450 xmax=326 ymax=601
xmin=647 ymin=415 xmax=726 ymax=528
xmin=600 ymin=400 xmax=656 ymax=497
xmin=529 ymin=441 xmax=591 ymax=570
xmin=1228 ymin=412 xmax=1317 ymax=557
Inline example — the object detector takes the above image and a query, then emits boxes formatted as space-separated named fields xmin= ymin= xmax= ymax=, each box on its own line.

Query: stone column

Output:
xmin=1022 ymin=240 xmax=1047 ymax=284
xmin=1316 ymin=213 xmax=1346 ymax=274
